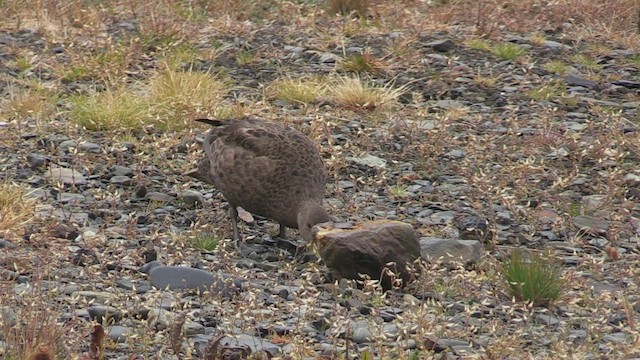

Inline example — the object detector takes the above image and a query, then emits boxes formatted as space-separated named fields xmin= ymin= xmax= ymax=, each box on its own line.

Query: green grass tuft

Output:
xmin=189 ymin=234 xmax=220 ymax=252
xmin=70 ymin=89 xmax=149 ymax=131
xmin=491 ymin=42 xmax=526 ymax=60
xmin=501 ymin=250 xmax=564 ymax=307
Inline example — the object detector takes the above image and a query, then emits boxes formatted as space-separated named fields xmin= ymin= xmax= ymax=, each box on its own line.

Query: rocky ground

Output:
xmin=0 ymin=1 xmax=639 ymax=359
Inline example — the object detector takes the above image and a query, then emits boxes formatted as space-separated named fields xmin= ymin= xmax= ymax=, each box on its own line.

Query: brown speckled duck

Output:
xmin=194 ymin=117 xmax=330 ymax=244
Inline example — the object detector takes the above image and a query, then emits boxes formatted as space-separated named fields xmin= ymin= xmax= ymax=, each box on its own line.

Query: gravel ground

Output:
xmin=1 ymin=2 xmax=639 ymax=359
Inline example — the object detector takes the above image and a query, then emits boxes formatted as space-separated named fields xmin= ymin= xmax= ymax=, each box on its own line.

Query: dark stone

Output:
xmin=146 ymin=264 xmax=241 ymax=296
xmin=425 ymin=39 xmax=455 ymax=52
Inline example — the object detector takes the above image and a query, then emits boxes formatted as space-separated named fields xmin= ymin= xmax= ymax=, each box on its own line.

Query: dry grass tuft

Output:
xmin=326 ymin=0 xmax=369 ymax=17
xmin=1 ymin=278 xmax=70 ymax=359
xmin=70 ymin=88 xmax=149 ymax=131
xmin=70 ymin=67 xmax=228 ymax=131
xmin=148 ymin=66 xmax=229 ymax=130
xmin=267 ymin=77 xmax=329 ymax=105
xmin=0 ymin=181 xmax=37 ymax=239
xmin=340 ymin=49 xmax=388 ymax=74
xmin=330 ymin=76 xmax=408 ymax=111
xmin=2 ymin=83 xmax=57 ymax=122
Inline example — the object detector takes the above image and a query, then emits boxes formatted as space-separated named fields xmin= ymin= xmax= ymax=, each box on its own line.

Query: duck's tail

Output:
xmin=195 ymin=118 xmax=225 ymax=127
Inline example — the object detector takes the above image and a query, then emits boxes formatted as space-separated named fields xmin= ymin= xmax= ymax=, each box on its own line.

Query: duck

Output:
xmin=194 ymin=117 xmax=331 ymax=245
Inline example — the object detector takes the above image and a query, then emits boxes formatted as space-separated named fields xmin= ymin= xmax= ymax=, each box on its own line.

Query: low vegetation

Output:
xmin=501 ymin=250 xmax=564 ymax=307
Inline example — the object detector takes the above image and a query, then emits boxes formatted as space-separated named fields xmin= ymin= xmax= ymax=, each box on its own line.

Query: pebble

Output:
xmin=180 ymin=190 xmax=205 ymax=206
xmin=47 ymin=167 xmax=87 ymax=185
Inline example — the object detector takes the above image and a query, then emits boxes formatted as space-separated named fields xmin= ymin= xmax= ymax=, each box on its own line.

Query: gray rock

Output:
xmin=147 ymin=309 xmax=204 ymax=335
xmin=573 ymin=215 xmax=609 ymax=235
xmin=110 ymin=175 xmax=132 ymax=185
xmin=107 ymin=325 xmax=131 ymax=342
xmin=26 ymin=153 xmax=49 ymax=169
xmin=425 ymin=39 xmax=455 ymax=52
xmin=59 ymin=192 xmax=85 ymax=203
xmin=112 ymin=165 xmax=134 ymax=177
xmin=221 ymin=334 xmax=280 ymax=355
xmin=419 ymin=237 xmax=484 ymax=265
xmin=47 ymin=167 xmax=87 ymax=185
xmin=624 ymin=173 xmax=640 ymax=187
xmin=351 ymin=320 xmax=374 ymax=343
xmin=79 ymin=141 xmax=102 ymax=153
xmin=58 ymin=139 xmax=78 ymax=152
xmin=180 ymin=190 xmax=205 ymax=206
xmin=542 ymin=40 xmax=568 ymax=49
xmin=347 ymin=154 xmax=387 ymax=169
xmin=147 ymin=265 xmax=240 ymax=296
xmin=87 ymin=305 xmax=121 ymax=323
xmin=0 ymin=306 xmax=17 ymax=327
xmin=319 ymin=52 xmax=338 ymax=63
xmin=535 ymin=312 xmax=561 ymax=325
xmin=147 ymin=192 xmax=175 ymax=202
xmin=433 ymin=99 xmax=464 ymax=109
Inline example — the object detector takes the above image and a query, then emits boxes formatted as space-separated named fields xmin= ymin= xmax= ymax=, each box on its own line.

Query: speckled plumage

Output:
xmin=195 ymin=118 xmax=330 ymax=243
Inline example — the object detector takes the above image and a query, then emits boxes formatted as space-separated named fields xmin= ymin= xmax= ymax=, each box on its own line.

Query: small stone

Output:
xmin=47 ymin=166 xmax=87 ymax=185
xmin=419 ymin=237 xmax=484 ymax=265
xmin=0 ymin=306 xmax=17 ymax=328
xmin=425 ymin=39 xmax=455 ymax=52
xmin=26 ymin=153 xmax=49 ymax=169
xmin=351 ymin=320 xmax=374 ymax=343
xmin=87 ymin=305 xmax=121 ymax=323
xmin=180 ymin=190 xmax=205 ymax=207
xmin=58 ymin=140 xmax=78 ymax=152
xmin=147 ymin=192 xmax=174 ymax=202
xmin=573 ymin=215 xmax=609 ymax=235
xmin=220 ymin=334 xmax=280 ymax=355
xmin=566 ymin=74 xmax=597 ymax=88
xmin=148 ymin=309 xmax=204 ymax=335
xmin=624 ymin=173 xmax=640 ymax=187
xmin=79 ymin=142 xmax=102 ymax=153
xmin=107 ymin=325 xmax=131 ymax=342
xmin=59 ymin=192 xmax=85 ymax=203
xmin=110 ymin=175 xmax=132 ymax=186
xmin=347 ymin=154 xmax=387 ymax=169
xmin=148 ymin=265 xmax=240 ymax=296
xmin=319 ymin=52 xmax=338 ymax=63
xmin=112 ymin=165 xmax=134 ymax=177
xmin=535 ymin=313 xmax=561 ymax=325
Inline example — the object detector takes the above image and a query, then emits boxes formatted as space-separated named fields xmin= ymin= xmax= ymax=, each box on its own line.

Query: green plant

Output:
xmin=340 ymin=49 xmax=386 ymax=73
xmin=70 ymin=89 xmax=149 ymax=131
xmin=501 ymin=250 xmax=564 ymax=306
xmin=571 ymin=54 xmax=602 ymax=71
xmin=388 ymin=184 xmax=408 ymax=198
xmin=62 ymin=64 xmax=91 ymax=83
xmin=235 ymin=48 xmax=255 ymax=65
xmin=491 ymin=42 xmax=526 ymax=60
xmin=526 ymin=83 xmax=565 ymax=100
xmin=189 ymin=234 xmax=220 ymax=251
xmin=543 ymin=60 xmax=571 ymax=75
xmin=466 ymin=38 xmax=491 ymax=52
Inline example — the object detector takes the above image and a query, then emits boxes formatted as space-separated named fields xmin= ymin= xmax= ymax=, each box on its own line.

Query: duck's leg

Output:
xmin=229 ymin=205 xmax=240 ymax=248
xmin=278 ymin=223 xmax=287 ymax=239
